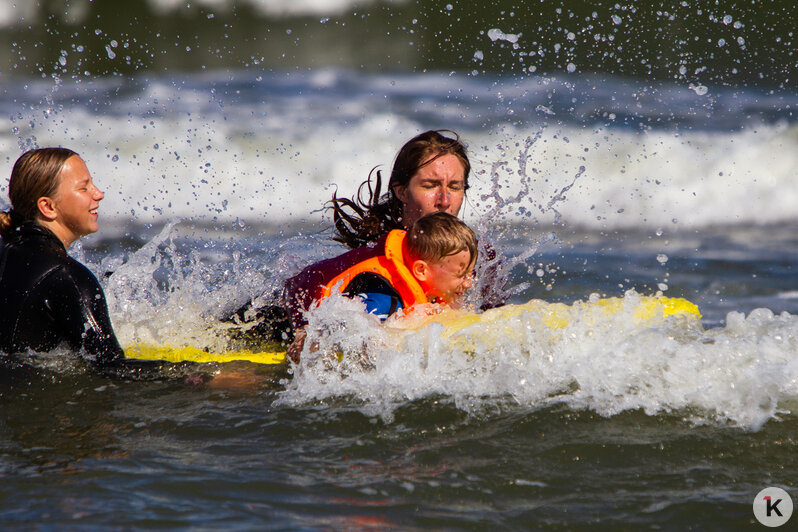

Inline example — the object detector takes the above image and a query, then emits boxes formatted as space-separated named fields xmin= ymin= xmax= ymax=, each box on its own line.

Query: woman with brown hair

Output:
xmin=282 ymin=129 xmax=472 ymax=332
xmin=253 ymin=130 xmax=478 ymax=361
xmin=0 ymin=148 xmax=123 ymax=364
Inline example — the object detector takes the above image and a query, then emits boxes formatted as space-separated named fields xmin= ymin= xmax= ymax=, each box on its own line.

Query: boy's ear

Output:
xmin=37 ymin=196 xmax=59 ymax=221
xmin=411 ymin=259 xmax=429 ymax=281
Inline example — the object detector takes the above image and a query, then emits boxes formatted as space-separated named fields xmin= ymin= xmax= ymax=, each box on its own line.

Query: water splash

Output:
xmin=467 ymin=128 xmax=588 ymax=304
xmin=103 ymin=222 xmax=231 ymax=350
xmin=280 ymin=290 xmax=798 ymax=430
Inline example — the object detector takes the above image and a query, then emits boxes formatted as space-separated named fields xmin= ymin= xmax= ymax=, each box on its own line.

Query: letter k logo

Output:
xmin=765 ymin=496 xmax=784 ymax=517
xmin=755 ymin=488 xmax=791 ymax=526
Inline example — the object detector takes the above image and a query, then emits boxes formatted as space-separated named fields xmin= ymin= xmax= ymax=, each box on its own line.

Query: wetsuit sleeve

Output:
xmin=44 ymin=262 xmax=124 ymax=365
xmin=283 ymin=266 xmax=324 ymax=330
xmin=343 ymin=272 xmax=403 ymax=321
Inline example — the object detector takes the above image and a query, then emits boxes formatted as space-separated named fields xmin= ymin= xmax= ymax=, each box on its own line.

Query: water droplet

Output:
xmin=657 ymin=254 xmax=669 ymax=264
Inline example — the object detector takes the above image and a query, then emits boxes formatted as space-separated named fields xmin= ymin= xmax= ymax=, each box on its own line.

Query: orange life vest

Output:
xmin=321 ymin=229 xmax=428 ymax=309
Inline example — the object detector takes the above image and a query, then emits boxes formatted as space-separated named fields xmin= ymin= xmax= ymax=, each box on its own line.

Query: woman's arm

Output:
xmin=47 ymin=261 xmax=124 ymax=365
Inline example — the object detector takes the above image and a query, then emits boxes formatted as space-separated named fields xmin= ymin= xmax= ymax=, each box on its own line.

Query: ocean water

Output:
xmin=2 ymin=0 xmax=798 ymax=529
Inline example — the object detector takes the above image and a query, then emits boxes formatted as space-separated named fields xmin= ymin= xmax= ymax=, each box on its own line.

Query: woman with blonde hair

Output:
xmin=0 ymin=147 xmax=123 ymax=364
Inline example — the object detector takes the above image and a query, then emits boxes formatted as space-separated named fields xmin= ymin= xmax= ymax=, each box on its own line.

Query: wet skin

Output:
xmin=395 ymin=153 xmax=466 ymax=228
xmin=415 ymin=249 xmax=475 ymax=308
xmin=42 ymin=156 xmax=105 ymax=248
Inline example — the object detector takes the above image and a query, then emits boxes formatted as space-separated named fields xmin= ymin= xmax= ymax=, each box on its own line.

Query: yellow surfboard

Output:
xmin=399 ymin=295 xmax=701 ymax=334
xmin=125 ymin=295 xmax=700 ymax=365
xmin=125 ymin=343 xmax=287 ymax=365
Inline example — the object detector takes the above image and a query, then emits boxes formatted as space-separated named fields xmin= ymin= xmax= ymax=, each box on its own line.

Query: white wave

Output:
xmin=0 ymin=2 xmax=37 ymax=28
xmin=149 ymin=0 xmax=406 ymax=18
xmin=278 ymin=291 xmax=798 ymax=430
xmin=0 ymin=0 xmax=392 ymax=27
xmin=1 ymin=72 xmax=796 ymax=232
xmin=471 ymin=120 xmax=798 ymax=229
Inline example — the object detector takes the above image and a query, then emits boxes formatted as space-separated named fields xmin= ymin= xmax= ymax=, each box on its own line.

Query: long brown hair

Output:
xmin=329 ymin=130 xmax=471 ymax=249
xmin=0 ymin=147 xmax=78 ymax=236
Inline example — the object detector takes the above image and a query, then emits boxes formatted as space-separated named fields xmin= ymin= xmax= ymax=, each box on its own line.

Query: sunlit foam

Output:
xmin=278 ymin=290 xmax=798 ymax=430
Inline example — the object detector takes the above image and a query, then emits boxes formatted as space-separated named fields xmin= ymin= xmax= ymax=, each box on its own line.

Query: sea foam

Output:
xmin=278 ymin=290 xmax=798 ymax=430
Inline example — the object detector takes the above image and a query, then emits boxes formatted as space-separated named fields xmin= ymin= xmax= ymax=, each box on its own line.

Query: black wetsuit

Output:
xmin=0 ymin=223 xmax=123 ymax=364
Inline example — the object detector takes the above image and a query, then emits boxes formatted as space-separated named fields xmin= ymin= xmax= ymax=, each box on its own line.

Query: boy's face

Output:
xmin=417 ymin=249 xmax=475 ymax=307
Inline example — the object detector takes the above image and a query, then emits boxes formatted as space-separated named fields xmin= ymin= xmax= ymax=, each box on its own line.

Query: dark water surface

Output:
xmin=2 ymin=368 xmax=795 ymax=530
xmin=3 ymin=224 xmax=798 ymax=529
xmin=2 ymin=0 xmax=794 ymax=91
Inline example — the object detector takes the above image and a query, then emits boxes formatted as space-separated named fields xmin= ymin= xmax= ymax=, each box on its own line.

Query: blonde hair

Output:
xmin=406 ymin=212 xmax=477 ymax=269
xmin=0 ymin=148 xmax=78 ymax=236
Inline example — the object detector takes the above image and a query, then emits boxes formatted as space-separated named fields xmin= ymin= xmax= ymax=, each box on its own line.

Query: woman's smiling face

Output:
xmin=51 ymin=156 xmax=105 ymax=245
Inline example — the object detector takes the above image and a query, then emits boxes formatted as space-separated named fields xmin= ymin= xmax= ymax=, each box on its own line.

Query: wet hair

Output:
xmin=0 ymin=147 xmax=78 ymax=236
xmin=405 ymin=212 xmax=478 ymax=271
xmin=329 ymin=130 xmax=471 ymax=249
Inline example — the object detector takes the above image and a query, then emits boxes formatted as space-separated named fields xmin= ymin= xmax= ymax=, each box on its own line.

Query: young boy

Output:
xmin=284 ymin=212 xmax=477 ymax=361
xmin=321 ymin=211 xmax=478 ymax=319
